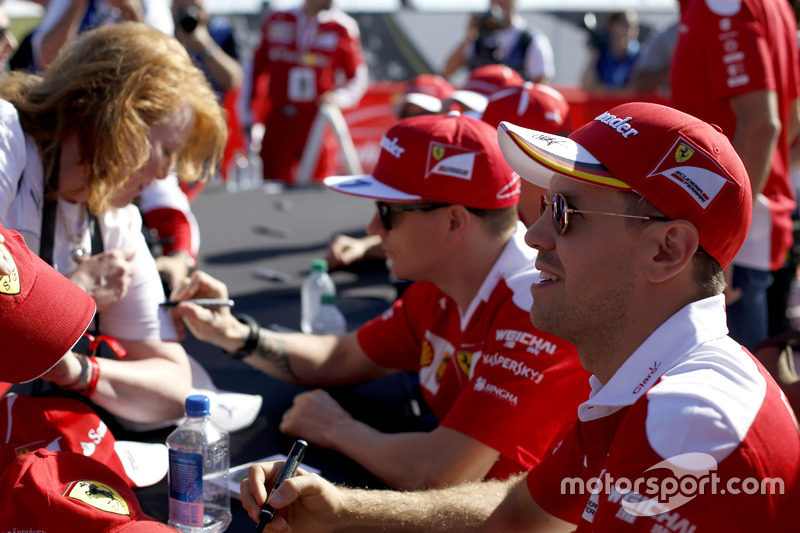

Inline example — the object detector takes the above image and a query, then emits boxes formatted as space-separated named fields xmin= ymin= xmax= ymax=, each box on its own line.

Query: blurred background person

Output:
xmin=442 ymin=0 xmax=554 ymax=83
xmin=671 ymin=0 xmax=800 ymax=350
xmin=629 ymin=20 xmax=677 ymax=97
xmin=245 ymin=0 xmax=368 ymax=186
xmin=171 ymin=0 xmax=241 ymax=99
xmin=0 ymin=2 xmax=18 ymax=71
xmin=580 ymin=9 xmax=641 ymax=94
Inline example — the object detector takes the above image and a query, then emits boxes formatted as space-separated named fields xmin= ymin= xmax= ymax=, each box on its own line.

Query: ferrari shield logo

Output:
xmin=66 ymin=480 xmax=131 ymax=516
xmin=0 ymin=243 xmax=20 ymax=295
xmin=675 ymin=143 xmax=694 ymax=163
xmin=432 ymin=145 xmax=445 ymax=160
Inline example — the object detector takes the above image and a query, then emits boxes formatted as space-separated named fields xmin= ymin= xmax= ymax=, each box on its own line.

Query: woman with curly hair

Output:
xmin=0 ymin=22 xmax=228 ymax=427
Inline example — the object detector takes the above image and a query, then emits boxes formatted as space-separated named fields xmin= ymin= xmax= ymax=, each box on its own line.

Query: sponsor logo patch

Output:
xmin=0 ymin=243 xmax=20 ymax=295
xmin=66 ymin=480 xmax=131 ymax=516
xmin=647 ymin=137 xmax=732 ymax=209
xmin=425 ymin=142 xmax=477 ymax=181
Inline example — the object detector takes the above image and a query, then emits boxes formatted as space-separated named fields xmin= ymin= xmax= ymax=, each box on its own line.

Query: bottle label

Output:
xmin=168 ymin=449 xmax=204 ymax=526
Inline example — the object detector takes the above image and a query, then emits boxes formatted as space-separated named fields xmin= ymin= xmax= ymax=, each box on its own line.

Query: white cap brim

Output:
xmin=324 ymin=175 xmax=422 ymax=202
xmin=497 ymin=121 xmax=621 ymax=190
xmin=114 ymin=440 xmax=168 ymax=488
xmin=447 ymin=90 xmax=489 ymax=113
xmin=396 ymin=93 xmax=443 ymax=115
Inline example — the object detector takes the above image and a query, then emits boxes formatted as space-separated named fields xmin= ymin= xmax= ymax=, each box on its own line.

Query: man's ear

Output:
xmin=642 ymin=221 xmax=699 ymax=283
xmin=447 ymin=205 xmax=472 ymax=238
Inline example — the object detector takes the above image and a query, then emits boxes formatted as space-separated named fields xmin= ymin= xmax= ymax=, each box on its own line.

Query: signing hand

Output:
xmin=169 ymin=270 xmax=243 ymax=349
xmin=280 ymin=389 xmax=353 ymax=449
xmin=68 ymin=246 xmax=136 ymax=311
xmin=241 ymin=461 xmax=342 ymax=532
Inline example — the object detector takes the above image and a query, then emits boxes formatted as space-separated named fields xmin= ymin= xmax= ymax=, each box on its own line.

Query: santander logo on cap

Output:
xmin=594 ymin=111 xmax=639 ymax=139
xmin=380 ymin=135 xmax=406 ymax=159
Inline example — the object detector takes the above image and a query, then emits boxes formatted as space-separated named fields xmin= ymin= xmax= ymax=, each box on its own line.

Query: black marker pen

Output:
xmin=257 ymin=439 xmax=308 ymax=532
xmin=159 ymin=298 xmax=234 ymax=308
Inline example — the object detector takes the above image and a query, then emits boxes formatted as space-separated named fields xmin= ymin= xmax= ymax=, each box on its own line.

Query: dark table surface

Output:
xmin=129 ymin=182 xmax=432 ymax=531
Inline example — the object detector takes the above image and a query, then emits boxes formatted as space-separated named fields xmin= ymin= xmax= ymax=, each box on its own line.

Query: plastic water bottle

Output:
xmin=167 ymin=395 xmax=232 ymax=533
xmin=300 ymin=258 xmax=336 ymax=333
xmin=311 ymin=293 xmax=347 ymax=335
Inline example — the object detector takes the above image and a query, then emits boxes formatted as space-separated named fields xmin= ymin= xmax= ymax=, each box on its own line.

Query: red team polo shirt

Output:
xmin=671 ymin=0 xmax=800 ymax=271
xmin=527 ymin=296 xmax=800 ymax=531
xmin=357 ymin=226 xmax=589 ymax=479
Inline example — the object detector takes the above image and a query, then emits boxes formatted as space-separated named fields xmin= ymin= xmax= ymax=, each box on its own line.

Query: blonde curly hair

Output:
xmin=0 ymin=22 xmax=227 ymax=213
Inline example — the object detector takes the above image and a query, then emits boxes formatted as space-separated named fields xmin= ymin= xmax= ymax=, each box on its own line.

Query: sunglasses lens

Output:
xmin=539 ymin=195 xmax=547 ymax=217
xmin=552 ymin=195 xmax=568 ymax=234
xmin=377 ymin=203 xmax=391 ymax=231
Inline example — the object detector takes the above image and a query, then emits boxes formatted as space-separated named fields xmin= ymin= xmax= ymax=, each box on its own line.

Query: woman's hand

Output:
xmin=67 ymin=246 xmax=137 ymax=310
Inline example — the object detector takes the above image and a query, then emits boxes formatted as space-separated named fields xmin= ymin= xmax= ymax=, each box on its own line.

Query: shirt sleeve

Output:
xmin=356 ymin=282 xmax=427 ymax=372
xmin=689 ymin=0 xmax=773 ymax=101
xmin=97 ymin=206 xmax=178 ymax=341
xmin=526 ymin=30 xmax=555 ymax=81
xmin=330 ymin=22 xmax=368 ymax=110
xmin=526 ymin=421 xmax=586 ymax=525
xmin=440 ymin=298 xmax=588 ymax=474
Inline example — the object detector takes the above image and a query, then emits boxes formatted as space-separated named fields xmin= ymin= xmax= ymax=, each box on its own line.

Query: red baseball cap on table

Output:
xmin=497 ymin=101 xmax=751 ymax=269
xmin=446 ymin=64 xmax=525 ymax=113
xmin=0 ymin=223 xmax=95 ymax=383
xmin=480 ymin=81 xmax=573 ymax=135
xmin=394 ymin=74 xmax=455 ymax=116
xmin=325 ymin=112 xmax=520 ymax=210
xmin=0 ymin=394 xmax=168 ymax=488
xmin=0 ymin=449 xmax=176 ymax=531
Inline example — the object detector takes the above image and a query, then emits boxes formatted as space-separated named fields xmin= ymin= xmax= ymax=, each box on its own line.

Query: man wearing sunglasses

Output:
xmin=172 ymin=112 xmax=588 ymax=490
xmin=238 ymin=102 xmax=800 ymax=531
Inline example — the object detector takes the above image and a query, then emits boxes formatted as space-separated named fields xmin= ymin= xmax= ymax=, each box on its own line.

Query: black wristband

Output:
xmin=223 ymin=313 xmax=260 ymax=360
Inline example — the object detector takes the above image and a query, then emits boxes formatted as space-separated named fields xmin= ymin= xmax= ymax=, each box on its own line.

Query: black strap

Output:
xmin=39 ymin=152 xmax=103 ymax=266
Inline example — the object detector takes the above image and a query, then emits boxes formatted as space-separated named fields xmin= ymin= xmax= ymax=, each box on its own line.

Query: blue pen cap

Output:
xmin=185 ymin=394 xmax=210 ymax=417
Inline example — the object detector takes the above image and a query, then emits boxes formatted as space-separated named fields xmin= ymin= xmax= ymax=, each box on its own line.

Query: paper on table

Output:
xmin=229 ymin=454 xmax=321 ymax=500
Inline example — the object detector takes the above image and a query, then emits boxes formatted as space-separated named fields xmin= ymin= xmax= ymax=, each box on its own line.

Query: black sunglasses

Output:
xmin=375 ymin=202 xmax=487 ymax=231
xmin=539 ymin=193 xmax=670 ymax=235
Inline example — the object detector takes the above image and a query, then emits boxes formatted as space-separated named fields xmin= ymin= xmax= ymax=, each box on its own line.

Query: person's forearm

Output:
xmin=335 ymin=476 xmax=522 ymax=532
xmin=326 ymin=421 xmax=493 ymax=490
xmin=244 ymin=330 xmax=377 ymax=386
xmin=730 ymin=90 xmax=781 ymax=198
xmin=36 ymin=0 xmax=88 ymax=69
xmin=88 ymin=341 xmax=191 ymax=423
xmin=200 ymin=43 xmax=244 ymax=93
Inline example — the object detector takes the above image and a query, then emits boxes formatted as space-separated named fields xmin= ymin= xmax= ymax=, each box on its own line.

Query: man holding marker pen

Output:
xmin=170 ymin=113 xmax=588 ymax=491
xmin=236 ymin=104 xmax=800 ymax=532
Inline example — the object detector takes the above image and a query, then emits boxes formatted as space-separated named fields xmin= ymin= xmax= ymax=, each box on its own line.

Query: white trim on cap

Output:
xmin=400 ymin=93 xmax=443 ymax=114
xmin=446 ymin=90 xmax=490 ymax=113
xmin=324 ymin=175 xmax=423 ymax=201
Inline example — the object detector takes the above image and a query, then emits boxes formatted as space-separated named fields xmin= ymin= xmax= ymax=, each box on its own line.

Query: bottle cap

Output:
xmin=185 ymin=395 xmax=210 ymax=417
xmin=320 ymin=293 xmax=337 ymax=305
xmin=311 ymin=258 xmax=329 ymax=271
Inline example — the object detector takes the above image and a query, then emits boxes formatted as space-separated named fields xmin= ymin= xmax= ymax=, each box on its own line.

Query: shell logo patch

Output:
xmin=420 ymin=340 xmax=433 ymax=366
xmin=66 ymin=480 xmax=131 ymax=515
xmin=675 ymin=143 xmax=694 ymax=163
xmin=0 ymin=243 xmax=20 ymax=295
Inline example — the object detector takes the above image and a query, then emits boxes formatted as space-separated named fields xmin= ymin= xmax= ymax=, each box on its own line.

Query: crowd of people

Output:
xmin=0 ymin=0 xmax=798 ymax=530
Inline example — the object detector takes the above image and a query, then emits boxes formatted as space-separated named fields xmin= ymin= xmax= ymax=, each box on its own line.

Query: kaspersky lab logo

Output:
xmin=562 ymin=452 xmax=785 ymax=519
